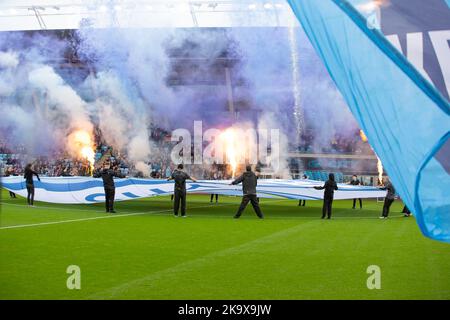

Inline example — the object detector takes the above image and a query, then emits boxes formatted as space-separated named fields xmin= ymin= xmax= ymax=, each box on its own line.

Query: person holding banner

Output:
xmin=349 ymin=175 xmax=363 ymax=209
xmin=167 ymin=164 xmax=197 ymax=217
xmin=379 ymin=177 xmax=396 ymax=219
xmin=93 ymin=162 xmax=125 ymax=213
xmin=231 ymin=165 xmax=264 ymax=219
xmin=24 ymin=163 xmax=40 ymax=206
xmin=314 ymin=173 xmax=338 ymax=219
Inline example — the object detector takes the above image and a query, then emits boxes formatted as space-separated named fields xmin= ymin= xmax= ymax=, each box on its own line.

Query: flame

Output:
xmin=377 ymin=156 xmax=383 ymax=185
xmin=357 ymin=0 xmax=390 ymax=12
xmin=220 ymin=128 xmax=238 ymax=178
xmin=359 ymin=130 xmax=368 ymax=142
xmin=68 ymin=130 xmax=95 ymax=175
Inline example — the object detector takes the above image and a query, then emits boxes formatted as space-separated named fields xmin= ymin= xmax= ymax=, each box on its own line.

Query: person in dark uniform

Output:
xmin=314 ymin=173 xmax=338 ymax=219
xmin=298 ymin=174 xmax=308 ymax=207
xmin=4 ymin=168 xmax=17 ymax=198
xmin=167 ymin=164 xmax=197 ymax=217
xmin=379 ymin=177 xmax=395 ymax=219
xmin=349 ymin=175 xmax=363 ymax=209
xmin=230 ymin=165 xmax=263 ymax=219
xmin=24 ymin=163 xmax=40 ymax=206
xmin=402 ymin=205 xmax=411 ymax=217
xmin=210 ymin=193 xmax=218 ymax=203
xmin=93 ymin=162 xmax=125 ymax=213
xmin=210 ymin=171 xmax=219 ymax=204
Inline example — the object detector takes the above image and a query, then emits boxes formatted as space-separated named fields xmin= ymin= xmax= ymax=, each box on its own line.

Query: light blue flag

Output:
xmin=287 ymin=0 xmax=450 ymax=242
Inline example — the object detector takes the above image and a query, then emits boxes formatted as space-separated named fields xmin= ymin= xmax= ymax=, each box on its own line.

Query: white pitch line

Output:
xmin=0 ymin=201 xmax=112 ymax=213
xmin=0 ymin=203 xmax=231 ymax=230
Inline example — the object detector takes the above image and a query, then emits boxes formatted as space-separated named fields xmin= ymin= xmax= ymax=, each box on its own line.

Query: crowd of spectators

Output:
xmin=1 ymin=126 xmax=373 ymax=179
xmin=296 ymin=129 xmax=372 ymax=154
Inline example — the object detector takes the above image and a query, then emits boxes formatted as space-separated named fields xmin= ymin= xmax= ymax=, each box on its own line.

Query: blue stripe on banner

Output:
xmin=149 ymin=188 xmax=169 ymax=194
xmin=122 ymin=192 xmax=140 ymax=198
xmin=85 ymin=193 xmax=105 ymax=202
xmin=2 ymin=178 xmax=173 ymax=192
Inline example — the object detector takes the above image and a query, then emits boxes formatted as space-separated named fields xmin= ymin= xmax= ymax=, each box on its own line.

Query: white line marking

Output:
xmin=0 ymin=204 xmax=230 ymax=230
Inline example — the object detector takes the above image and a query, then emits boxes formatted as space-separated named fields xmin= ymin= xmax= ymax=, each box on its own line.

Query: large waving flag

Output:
xmin=287 ymin=0 xmax=450 ymax=242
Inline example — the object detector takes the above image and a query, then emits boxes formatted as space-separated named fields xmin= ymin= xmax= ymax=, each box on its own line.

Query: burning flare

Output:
xmin=357 ymin=0 xmax=390 ymax=12
xmin=359 ymin=130 xmax=383 ymax=184
xmin=377 ymin=156 xmax=384 ymax=185
xmin=359 ymin=130 xmax=368 ymax=142
xmin=68 ymin=129 xmax=95 ymax=175
xmin=220 ymin=128 xmax=238 ymax=178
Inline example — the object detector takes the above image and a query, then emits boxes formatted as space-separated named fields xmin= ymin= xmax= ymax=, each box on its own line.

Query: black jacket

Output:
xmin=232 ymin=171 xmax=258 ymax=195
xmin=380 ymin=181 xmax=396 ymax=200
xmin=94 ymin=168 xmax=124 ymax=189
xmin=171 ymin=170 xmax=192 ymax=192
xmin=24 ymin=168 xmax=40 ymax=185
xmin=315 ymin=180 xmax=338 ymax=199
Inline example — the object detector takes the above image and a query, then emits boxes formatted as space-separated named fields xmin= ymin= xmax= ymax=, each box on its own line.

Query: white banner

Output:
xmin=1 ymin=176 xmax=386 ymax=204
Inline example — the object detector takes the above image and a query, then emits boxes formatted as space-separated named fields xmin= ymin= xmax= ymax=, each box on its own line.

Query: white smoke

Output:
xmin=258 ymin=112 xmax=291 ymax=178
xmin=87 ymin=71 xmax=152 ymax=176
xmin=0 ymin=51 xmax=19 ymax=68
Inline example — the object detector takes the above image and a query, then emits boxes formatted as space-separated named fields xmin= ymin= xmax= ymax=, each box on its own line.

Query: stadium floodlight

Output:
xmin=264 ymin=3 xmax=274 ymax=10
xmin=248 ymin=4 xmax=257 ymax=10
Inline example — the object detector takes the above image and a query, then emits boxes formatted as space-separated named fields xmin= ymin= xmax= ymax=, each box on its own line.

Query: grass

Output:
xmin=0 ymin=188 xmax=449 ymax=300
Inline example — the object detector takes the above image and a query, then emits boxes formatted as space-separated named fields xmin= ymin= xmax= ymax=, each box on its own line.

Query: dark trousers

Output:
xmin=235 ymin=194 xmax=263 ymax=218
xmin=382 ymin=198 xmax=394 ymax=217
xmin=104 ymin=187 xmax=115 ymax=212
xmin=210 ymin=194 xmax=218 ymax=202
xmin=9 ymin=191 xmax=16 ymax=198
xmin=322 ymin=198 xmax=333 ymax=219
xmin=298 ymin=199 xmax=306 ymax=206
xmin=26 ymin=183 xmax=34 ymax=205
xmin=402 ymin=205 xmax=411 ymax=214
xmin=174 ymin=190 xmax=186 ymax=216
xmin=353 ymin=198 xmax=362 ymax=209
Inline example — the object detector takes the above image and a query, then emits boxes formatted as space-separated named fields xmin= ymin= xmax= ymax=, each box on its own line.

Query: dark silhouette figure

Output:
xmin=379 ymin=178 xmax=396 ymax=219
xmin=298 ymin=174 xmax=308 ymax=207
xmin=314 ymin=173 xmax=338 ymax=219
xmin=349 ymin=175 xmax=363 ymax=209
xmin=93 ymin=163 xmax=125 ymax=213
xmin=231 ymin=165 xmax=263 ymax=219
xmin=167 ymin=164 xmax=197 ymax=217
xmin=24 ymin=163 xmax=40 ymax=206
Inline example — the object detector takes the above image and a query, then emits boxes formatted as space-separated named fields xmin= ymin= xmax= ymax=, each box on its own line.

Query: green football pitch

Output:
xmin=0 ymin=188 xmax=449 ymax=300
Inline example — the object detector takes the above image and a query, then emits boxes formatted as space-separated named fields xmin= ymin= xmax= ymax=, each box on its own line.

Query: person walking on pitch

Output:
xmin=167 ymin=164 xmax=197 ymax=217
xmin=314 ymin=173 xmax=338 ymax=219
xmin=230 ymin=165 xmax=264 ymax=219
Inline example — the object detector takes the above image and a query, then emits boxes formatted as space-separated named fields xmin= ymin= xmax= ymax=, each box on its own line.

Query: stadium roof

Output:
xmin=0 ymin=0 xmax=300 ymax=31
